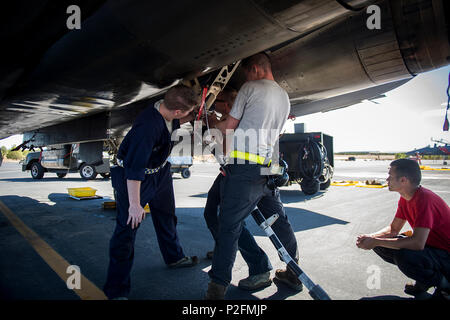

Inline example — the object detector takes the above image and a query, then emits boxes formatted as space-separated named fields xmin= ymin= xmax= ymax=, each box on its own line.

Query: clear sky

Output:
xmin=0 ymin=134 xmax=22 ymax=150
xmin=286 ymin=65 xmax=450 ymax=153
xmin=1 ymin=66 xmax=449 ymax=153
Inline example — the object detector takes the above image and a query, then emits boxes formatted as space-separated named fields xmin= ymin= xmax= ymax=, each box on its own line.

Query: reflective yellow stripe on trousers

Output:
xmin=229 ymin=151 xmax=271 ymax=166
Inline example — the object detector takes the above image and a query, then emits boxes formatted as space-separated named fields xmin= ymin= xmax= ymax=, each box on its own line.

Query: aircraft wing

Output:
xmin=0 ymin=0 xmax=449 ymax=146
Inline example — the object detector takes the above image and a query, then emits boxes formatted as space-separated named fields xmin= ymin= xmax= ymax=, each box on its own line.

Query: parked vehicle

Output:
xmin=279 ymin=131 xmax=334 ymax=195
xmin=22 ymin=143 xmax=110 ymax=180
xmin=168 ymin=156 xmax=192 ymax=179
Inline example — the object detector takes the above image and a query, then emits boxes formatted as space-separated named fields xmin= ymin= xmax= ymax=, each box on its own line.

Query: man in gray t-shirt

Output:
xmin=205 ymin=53 xmax=301 ymax=300
xmin=229 ymin=79 xmax=290 ymax=159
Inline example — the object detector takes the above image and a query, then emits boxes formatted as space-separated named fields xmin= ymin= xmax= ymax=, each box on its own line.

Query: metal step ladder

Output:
xmin=251 ymin=208 xmax=331 ymax=300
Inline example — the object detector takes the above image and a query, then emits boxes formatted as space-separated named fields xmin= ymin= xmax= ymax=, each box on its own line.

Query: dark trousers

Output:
xmin=209 ymin=164 xmax=299 ymax=287
xmin=103 ymin=165 xmax=185 ymax=299
xmin=373 ymin=245 xmax=450 ymax=288
xmin=204 ymin=173 xmax=272 ymax=276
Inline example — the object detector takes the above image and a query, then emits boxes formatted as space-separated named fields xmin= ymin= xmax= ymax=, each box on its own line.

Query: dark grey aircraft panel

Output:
xmin=0 ymin=0 xmax=448 ymax=144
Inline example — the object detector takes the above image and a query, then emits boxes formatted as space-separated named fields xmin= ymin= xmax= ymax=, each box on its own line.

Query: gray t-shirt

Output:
xmin=228 ymin=79 xmax=290 ymax=159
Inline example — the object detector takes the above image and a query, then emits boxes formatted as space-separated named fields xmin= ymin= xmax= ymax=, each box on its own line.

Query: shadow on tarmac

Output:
xmin=0 ymin=177 xmax=110 ymax=183
xmin=225 ymin=279 xmax=300 ymax=300
xmin=279 ymin=189 xmax=327 ymax=203
xmin=189 ymin=192 xmax=209 ymax=198
xmin=176 ymin=204 xmax=348 ymax=235
xmin=0 ymin=194 xmax=114 ymax=300
xmin=359 ymin=295 xmax=413 ymax=300
xmin=0 ymin=194 xmax=346 ymax=300
xmin=242 ymin=206 xmax=348 ymax=236
xmin=189 ymin=189 xmax=329 ymax=202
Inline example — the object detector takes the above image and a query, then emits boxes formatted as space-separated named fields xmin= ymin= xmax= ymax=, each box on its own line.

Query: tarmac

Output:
xmin=0 ymin=159 xmax=449 ymax=301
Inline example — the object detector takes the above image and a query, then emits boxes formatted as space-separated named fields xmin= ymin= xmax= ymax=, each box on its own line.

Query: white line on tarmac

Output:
xmin=190 ymin=174 xmax=218 ymax=178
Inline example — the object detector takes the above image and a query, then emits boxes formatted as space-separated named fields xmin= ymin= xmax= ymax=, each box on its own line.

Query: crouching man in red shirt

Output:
xmin=357 ymin=159 xmax=450 ymax=299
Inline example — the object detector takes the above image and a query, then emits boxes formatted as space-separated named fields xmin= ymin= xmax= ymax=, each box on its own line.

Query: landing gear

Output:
xmin=182 ymin=60 xmax=241 ymax=113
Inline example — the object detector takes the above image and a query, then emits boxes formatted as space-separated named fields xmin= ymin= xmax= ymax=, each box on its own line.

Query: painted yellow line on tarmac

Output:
xmin=0 ymin=200 xmax=107 ymax=300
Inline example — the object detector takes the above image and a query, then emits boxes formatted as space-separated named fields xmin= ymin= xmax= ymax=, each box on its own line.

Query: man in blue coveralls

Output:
xmin=104 ymin=84 xmax=199 ymax=300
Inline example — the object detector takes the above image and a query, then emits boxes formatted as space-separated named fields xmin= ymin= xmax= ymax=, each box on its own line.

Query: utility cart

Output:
xmin=168 ymin=156 xmax=193 ymax=179
xmin=279 ymin=131 xmax=334 ymax=195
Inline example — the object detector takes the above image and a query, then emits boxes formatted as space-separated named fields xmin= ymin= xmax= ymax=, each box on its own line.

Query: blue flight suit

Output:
xmin=103 ymin=102 xmax=185 ymax=299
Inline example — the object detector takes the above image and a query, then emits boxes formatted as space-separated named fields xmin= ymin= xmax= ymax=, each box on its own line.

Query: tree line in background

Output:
xmin=1 ymin=146 xmax=30 ymax=160
xmin=2 ymin=148 xmax=447 ymax=161
xmin=395 ymin=153 xmax=448 ymax=160
xmin=335 ymin=152 xmax=448 ymax=160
